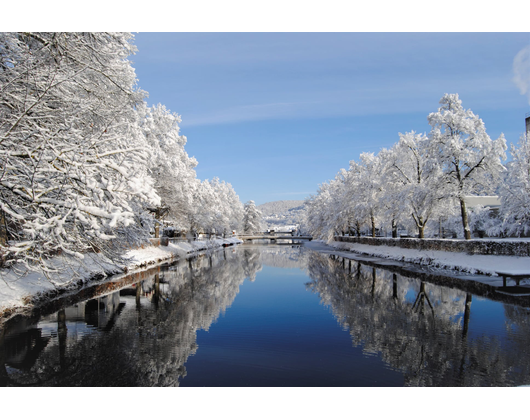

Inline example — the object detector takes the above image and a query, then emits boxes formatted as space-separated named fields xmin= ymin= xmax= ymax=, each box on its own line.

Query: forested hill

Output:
xmin=258 ymin=200 xmax=306 ymax=230
xmin=257 ymin=200 xmax=305 ymax=216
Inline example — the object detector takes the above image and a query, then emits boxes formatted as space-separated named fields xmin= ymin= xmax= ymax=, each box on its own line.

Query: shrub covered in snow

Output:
xmin=335 ymin=236 xmax=530 ymax=257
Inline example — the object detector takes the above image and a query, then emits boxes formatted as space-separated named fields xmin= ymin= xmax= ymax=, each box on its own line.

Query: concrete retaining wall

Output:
xmin=334 ymin=236 xmax=530 ymax=257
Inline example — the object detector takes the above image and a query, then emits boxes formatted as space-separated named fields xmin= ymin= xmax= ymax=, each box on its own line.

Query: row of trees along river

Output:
xmin=304 ymin=94 xmax=530 ymax=241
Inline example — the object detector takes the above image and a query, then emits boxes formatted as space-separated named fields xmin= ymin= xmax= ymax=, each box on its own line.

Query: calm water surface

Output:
xmin=1 ymin=244 xmax=530 ymax=386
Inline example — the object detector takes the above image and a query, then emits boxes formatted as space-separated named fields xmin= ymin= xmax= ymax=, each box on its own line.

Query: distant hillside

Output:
xmin=258 ymin=200 xmax=306 ymax=230
xmin=257 ymin=200 xmax=305 ymax=216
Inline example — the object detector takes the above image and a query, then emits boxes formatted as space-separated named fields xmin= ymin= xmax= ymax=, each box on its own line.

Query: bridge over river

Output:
xmin=238 ymin=232 xmax=312 ymax=242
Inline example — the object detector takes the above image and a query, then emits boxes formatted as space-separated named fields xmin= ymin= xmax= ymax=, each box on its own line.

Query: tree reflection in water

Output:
xmin=0 ymin=247 xmax=262 ymax=386
xmin=2 ymin=245 xmax=530 ymax=386
xmin=305 ymin=252 xmax=530 ymax=386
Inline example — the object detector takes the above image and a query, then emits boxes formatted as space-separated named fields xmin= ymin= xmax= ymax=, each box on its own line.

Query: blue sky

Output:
xmin=131 ymin=32 xmax=530 ymax=205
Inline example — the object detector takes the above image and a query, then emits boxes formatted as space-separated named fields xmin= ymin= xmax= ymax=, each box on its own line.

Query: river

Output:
xmin=1 ymin=243 xmax=529 ymax=386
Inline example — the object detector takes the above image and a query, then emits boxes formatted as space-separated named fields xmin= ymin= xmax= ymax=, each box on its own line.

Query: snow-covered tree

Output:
xmin=377 ymin=147 xmax=404 ymax=238
xmin=332 ymin=169 xmax=354 ymax=236
xmin=497 ymin=134 xmax=530 ymax=236
xmin=191 ymin=178 xmax=243 ymax=236
xmin=305 ymin=173 xmax=349 ymax=242
xmin=138 ymin=103 xmax=199 ymax=231
xmin=306 ymin=156 xmax=388 ymax=241
xmin=347 ymin=153 xmax=384 ymax=238
xmin=304 ymin=94 xmax=510 ymax=241
xmin=0 ymin=32 xmax=159 ymax=270
xmin=243 ymin=200 xmax=262 ymax=234
xmin=190 ymin=180 xmax=215 ymax=235
xmin=427 ymin=94 xmax=506 ymax=239
xmin=382 ymin=132 xmax=443 ymax=238
xmin=304 ymin=189 xmax=328 ymax=240
xmin=211 ymin=178 xmax=244 ymax=235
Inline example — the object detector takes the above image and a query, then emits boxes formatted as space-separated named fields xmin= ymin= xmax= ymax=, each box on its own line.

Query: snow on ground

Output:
xmin=0 ymin=237 xmax=242 ymax=318
xmin=317 ymin=240 xmax=530 ymax=277
xmin=3 ymin=235 xmax=528 ymax=320
xmin=124 ymin=238 xmax=241 ymax=267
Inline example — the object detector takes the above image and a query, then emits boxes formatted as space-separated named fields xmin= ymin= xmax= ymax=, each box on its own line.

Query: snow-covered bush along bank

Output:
xmin=335 ymin=236 xmax=530 ymax=257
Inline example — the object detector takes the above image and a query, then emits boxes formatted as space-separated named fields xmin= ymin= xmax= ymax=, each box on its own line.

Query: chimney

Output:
xmin=526 ymin=112 xmax=530 ymax=138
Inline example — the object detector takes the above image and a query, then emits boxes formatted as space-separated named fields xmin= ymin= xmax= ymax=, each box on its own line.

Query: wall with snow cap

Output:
xmin=335 ymin=236 xmax=530 ymax=257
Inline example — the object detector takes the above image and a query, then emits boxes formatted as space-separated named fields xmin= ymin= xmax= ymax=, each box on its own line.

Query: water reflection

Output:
xmin=305 ymin=252 xmax=530 ymax=386
xmin=0 ymin=247 xmax=262 ymax=386
xmin=1 ymin=245 xmax=530 ymax=386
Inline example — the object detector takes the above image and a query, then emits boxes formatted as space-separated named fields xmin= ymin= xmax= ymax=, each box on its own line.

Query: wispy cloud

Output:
xmin=180 ymin=74 xmax=515 ymax=128
xmin=513 ymin=45 xmax=530 ymax=105
xmin=275 ymin=192 xmax=314 ymax=196
xmin=182 ymin=101 xmax=319 ymax=127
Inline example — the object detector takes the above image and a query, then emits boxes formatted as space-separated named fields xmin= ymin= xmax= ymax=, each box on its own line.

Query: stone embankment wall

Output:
xmin=334 ymin=236 xmax=530 ymax=257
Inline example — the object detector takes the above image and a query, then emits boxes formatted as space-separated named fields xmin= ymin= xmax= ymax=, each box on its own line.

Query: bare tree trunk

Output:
xmin=412 ymin=214 xmax=425 ymax=239
xmin=0 ymin=210 xmax=7 ymax=246
xmin=371 ymin=214 xmax=376 ymax=238
xmin=418 ymin=223 xmax=425 ymax=239
xmin=392 ymin=218 xmax=397 ymax=238
xmin=459 ymin=197 xmax=472 ymax=240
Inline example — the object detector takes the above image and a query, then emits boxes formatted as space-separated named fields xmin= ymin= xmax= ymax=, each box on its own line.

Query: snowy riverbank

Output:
xmin=322 ymin=239 xmax=530 ymax=276
xmin=4 ymin=236 xmax=528 ymax=321
xmin=0 ymin=237 xmax=242 ymax=319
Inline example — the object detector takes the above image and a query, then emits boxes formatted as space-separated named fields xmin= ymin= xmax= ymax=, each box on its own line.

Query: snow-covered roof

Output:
xmin=464 ymin=196 xmax=501 ymax=208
